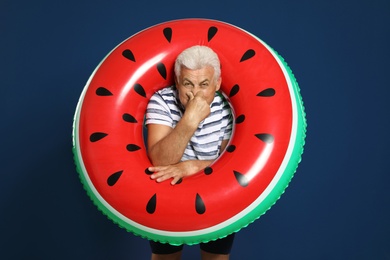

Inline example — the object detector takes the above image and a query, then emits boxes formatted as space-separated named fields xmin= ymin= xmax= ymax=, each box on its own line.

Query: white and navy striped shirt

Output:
xmin=145 ymin=86 xmax=233 ymax=161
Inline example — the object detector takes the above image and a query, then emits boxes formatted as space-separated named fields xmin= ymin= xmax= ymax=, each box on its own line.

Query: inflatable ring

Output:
xmin=72 ymin=18 xmax=306 ymax=245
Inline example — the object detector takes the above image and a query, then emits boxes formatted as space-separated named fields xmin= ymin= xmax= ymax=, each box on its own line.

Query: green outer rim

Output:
xmin=71 ymin=24 xmax=307 ymax=246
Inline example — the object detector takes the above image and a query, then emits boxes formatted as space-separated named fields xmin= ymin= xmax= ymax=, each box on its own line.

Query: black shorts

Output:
xmin=149 ymin=233 xmax=235 ymax=255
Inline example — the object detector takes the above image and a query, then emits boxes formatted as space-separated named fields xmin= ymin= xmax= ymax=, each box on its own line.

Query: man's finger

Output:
xmin=186 ymin=92 xmax=194 ymax=100
xmin=148 ymin=166 xmax=168 ymax=171
xmin=171 ymin=177 xmax=179 ymax=185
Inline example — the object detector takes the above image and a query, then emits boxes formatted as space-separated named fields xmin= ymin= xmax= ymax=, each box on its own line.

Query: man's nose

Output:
xmin=192 ymin=86 xmax=201 ymax=96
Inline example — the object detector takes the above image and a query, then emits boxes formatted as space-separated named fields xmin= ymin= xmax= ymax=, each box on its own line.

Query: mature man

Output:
xmin=145 ymin=45 xmax=234 ymax=260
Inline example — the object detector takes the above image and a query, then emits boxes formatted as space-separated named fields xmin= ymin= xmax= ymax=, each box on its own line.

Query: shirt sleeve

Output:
xmin=145 ymin=92 xmax=173 ymax=128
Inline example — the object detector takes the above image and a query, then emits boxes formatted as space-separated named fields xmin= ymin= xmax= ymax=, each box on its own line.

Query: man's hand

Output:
xmin=184 ymin=91 xmax=211 ymax=126
xmin=148 ymin=160 xmax=213 ymax=185
xmin=148 ymin=161 xmax=195 ymax=185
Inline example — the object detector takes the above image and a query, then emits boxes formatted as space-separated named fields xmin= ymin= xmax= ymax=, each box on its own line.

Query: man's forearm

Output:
xmin=148 ymin=117 xmax=198 ymax=166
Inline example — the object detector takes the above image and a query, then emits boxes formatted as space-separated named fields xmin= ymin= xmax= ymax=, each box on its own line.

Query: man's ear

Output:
xmin=216 ymin=77 xmax=222 ymax=91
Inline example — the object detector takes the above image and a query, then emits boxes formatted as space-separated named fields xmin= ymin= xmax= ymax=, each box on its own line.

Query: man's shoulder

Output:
xmin=155 ymin=85 xmax=176 ymax=98
xmin=149 ymin=86 xmax=181 ymax=113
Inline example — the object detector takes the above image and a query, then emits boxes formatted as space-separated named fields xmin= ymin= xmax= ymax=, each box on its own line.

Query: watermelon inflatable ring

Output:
xmin=72 ymin=18 xmax=306 ymax=245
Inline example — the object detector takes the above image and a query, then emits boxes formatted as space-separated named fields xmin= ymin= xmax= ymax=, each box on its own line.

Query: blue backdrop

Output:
xmin=2 ymin=0 xmax=389 ymax=259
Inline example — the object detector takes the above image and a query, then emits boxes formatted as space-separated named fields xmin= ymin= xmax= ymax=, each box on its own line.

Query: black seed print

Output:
xmin=240 ymin=49 xmax=256 ymax=62
xmin=122 ymin=49 xmax=136 ymax=62
xmin=146 ymin=194 xmax=157 ymax=214
xmin=208 ymin=26 xmax=218 ymax=41
xmin=134 ymin=83 xmax=146 ymax=97
xmin=96 ymin=87 xmax=113 ymax=96
xmin=107 ymin=170 xmax=123 ymax=186
xmin=226 ymin=145 xmax=236 ymax=153
xmin=229 ymin=84 xmax=240 ymax=97
xmin=126 ymin=144 xmax=141 ymax=151
xmin=204 ymin=167 xmax=213 ymax=175
xmin=255 ymin=133 xmax=274 ymax=144
xmin=234 ymin=170 xmax=249 ymax=187
xmin=157 ymin=63 xmax=167 ymax=80
xmin=122 ymin=113 xmax=137 ymax=123
xmin=257 ymin=88 xmax=275 ymax=97
xmin=235 ymin=114 xmax=245 ymax=124
xmin=163 ymin=27 xmax=172 ymax=43
xmin=90 ymin=132 xmax=108 ymax=142
xmin=195 ymin=193 xmax=206 ymax=214
xmin=145 ymin=168 xmax=153 ymax=175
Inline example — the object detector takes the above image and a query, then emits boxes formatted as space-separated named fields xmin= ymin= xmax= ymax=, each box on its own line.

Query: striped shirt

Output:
xmin=145 ymin=86 xmax=233 ymax=161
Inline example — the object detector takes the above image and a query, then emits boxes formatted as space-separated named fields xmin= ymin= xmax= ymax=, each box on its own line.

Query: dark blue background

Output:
xmin=2 ymin=0 xmax=389 ymax=259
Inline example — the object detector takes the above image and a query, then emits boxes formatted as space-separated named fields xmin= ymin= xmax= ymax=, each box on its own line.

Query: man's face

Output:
xmin=176 ymin=66 xmax=221 ymax=108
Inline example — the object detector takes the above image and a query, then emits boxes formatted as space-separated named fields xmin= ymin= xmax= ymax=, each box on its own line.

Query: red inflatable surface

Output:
xmin=73 ymin=19 xmax=306 ymax=245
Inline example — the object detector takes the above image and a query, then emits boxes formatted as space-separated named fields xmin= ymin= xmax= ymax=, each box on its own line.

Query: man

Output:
xmin=145 ymin=45 xmax=234 ymax=260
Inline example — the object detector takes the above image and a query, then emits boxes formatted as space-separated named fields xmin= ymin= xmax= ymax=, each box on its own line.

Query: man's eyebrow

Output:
xmin=183 ymin=78 xmax=193 ymax=83
xmin=182 ymin=78 xmax=210 ymax=84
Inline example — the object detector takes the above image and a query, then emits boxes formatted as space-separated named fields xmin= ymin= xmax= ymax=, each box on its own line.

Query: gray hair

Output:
xmin=174 ymin=45 xmax=221 ymax=82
